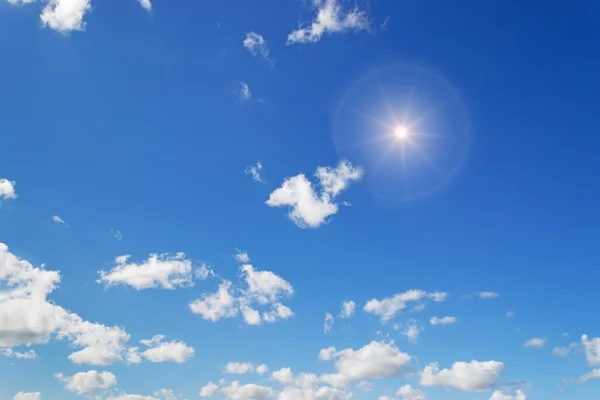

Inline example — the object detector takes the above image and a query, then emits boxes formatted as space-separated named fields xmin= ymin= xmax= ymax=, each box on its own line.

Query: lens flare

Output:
xmin=332 ymin=65 xmax=470 ymax=201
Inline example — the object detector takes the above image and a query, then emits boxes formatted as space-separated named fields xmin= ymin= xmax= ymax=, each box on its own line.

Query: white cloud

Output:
xmin=241 ymin=264 xmax=294 ymax=304
xmin=572 ymin=369 xmax=600 ymax=384
xmin=221 ymin=381 xmax=275 ymax=400
xmin=195 ymin=263 xmax=215 ymax=280
xmin=489 ymin=390 xmax=527 ymax=400
xmin=430 ymin=316 xmax=457 ymax=326
xmin=52 ymin=215 xmax=68 ymax=227
xmin=339 ymin=301 xmax=355 ymax=318
xmin=256 ymin=364 xmax=269 ymax=375
xmin=272 ymin=367 xmax=294 ymax=385
xmin=40 ymin=0 xmax=92 ymax=33
xmin=241 ymin=304 xmax=262 ymax=326
xmin=239 ymin=82 xmax=251 ymax=100
xmin=320 ymin=341 xmax=411 ymax=387
xmin=0 ymin=179 xmax=17 ymax=199
xmin=355 ymin=381 xmax=373 ymax=392
xmin=278 ymin=386 xmax=351 ymax=400
xmin=324 ymin=313 xmax=334 ymax=334
xmin=552 ymin=342 xmax=578 ymax=358
xmin=138 ymin=337 xmax=194 ymax=363
xmin=396 ymin=385 xmax=427 ymax=400
xmin=13 ymin=393 xmax=40 ymax=400
xmin=56 ymin=370 xmax=117 ymax=394
xmin=523 ymin=338 xmax=546 ymax=348
xmin=476 ymin=292 xmax=499 ymax=299
xmin=243 ymin=32 xmax=270 ymax=62
xmin=401 ymin=320 xmax=422 ymax=343
xmin=107 ymin=394 xmax=159 ymax=400
xmin=420 ymin=360 xmax=503 ymax=392
xmin=263 ymin=303 xmax=294 ymax=323
xmin=226 ymin=362 xmax=255 ymax=374
xmin=245 ymin=162 xmax=264 ymax=183
xmin=189 ymin=280 xmax=239 ymax=322
xmin=581 ymin=334 xmax=600 ymax=366
xmin=0 ymin=348 xmax=37 ymax=359
xmin=154 ymin=389 xmax=178 ymax=400
xmin=234 ymin=250 xmax=251 ymax=263
xmin=199 ymin=382 xmax=219 ymax=397
xmin=266 ymin=160 xmax=362 ymax=228
xmin=138 ymin=0 xmax=151 ymax=12
xmin=287 ymin=0 xmax=370 ymax=44
xmin=98 ymin=252 xmax=194 ymax=290
xmin=364 ymin=289 xmax=446 ymax=322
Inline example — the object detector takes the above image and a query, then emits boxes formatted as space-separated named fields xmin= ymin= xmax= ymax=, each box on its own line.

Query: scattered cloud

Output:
xmin=0 ymin=179 xmax=17 ymax=199
xmin=221 ymin=381 xmax=275 ymax=400
xmin=13 ymin=393 xmax=40 ymax=400
xmin=138 ymin=0 xmax=151 ymax=12
xmin=396 ymin=385 xmax=427 ymax=400
xmin=195 ymin=262 xmax=215 ymax=280
xmin=553 ymin=342 xmax=578 ymax=358
xmin=243 ymin=32 xmax=271 ymax=62
xmin=401 ymin=320 xmax=422 ymax=343
xmin=489 ymin=390 xmax=527 ymax=400
xmin=52 ymin=215 xmax=68 ymax=227
xmin=137 ymin=336 xmax=195 ymax=363
xmin=40 ymin=0 xmax=92 ymax=33
xmin=266 ymin=160 xmax=362 ymax=228
xmin=245 ymin=162 xmax=263 ymax=183
xmin=364 ymin=290 xmax=447 ymax=322
xmin=0 ymin=348 xmax=37 ymax=359
xmin=476 ymin=292 xmax=499 ymax=299
xmin=239 ymin=82 xmax=251 ymax=100
xmin=234 ymin=250 xmax=250 ymax=263
xmin=572 ymin=368 xmax=600 ymax=384
xmin=523 ymin=338 xmax=546 ymax=348
xmin=98 ymin=252 xmax=194 ymax=290
xmin=581 ymin=334 xmax=600 ymax=365
xmin=199 ymin=382 xmax=219 ymax=397
xmin=420 ymin=360 xmax=504 ymax=392
xmin=111 ymin=228 xmax=122 ymax=241
xmin=287 ymin=0 xmax=370 ymax=44
xmin=56 ymin=370 xmax=117 ymax=395
xmin=324 ymin=313 xmax=335 ymax=334
xmin=339 ymin=301 xmax=355 ymax=318
xmin=430 ymin=316 xmax=457 ymax=326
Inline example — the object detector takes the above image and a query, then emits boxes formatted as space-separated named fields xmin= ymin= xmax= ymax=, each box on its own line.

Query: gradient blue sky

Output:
xmin=1 ymin=1 xmax=600 ymax=400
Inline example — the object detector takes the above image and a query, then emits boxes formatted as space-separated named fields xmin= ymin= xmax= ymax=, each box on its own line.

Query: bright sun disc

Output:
xmin=394 ymin=126 xmax=409 ymax=139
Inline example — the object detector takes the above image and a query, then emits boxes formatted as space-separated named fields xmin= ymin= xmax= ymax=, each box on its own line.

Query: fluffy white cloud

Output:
xmin=199 ymin=382 xmax=219 ymax=397
xmin=241 ymin=264 xmax=294 ymax=304
xmin=401 ymin=320 xmax=422 ymax=343
xmin=489 ymin=390 xmax=527 ymax=400
xmin=324 ymin=313 xmax=334 ymax=334
xmin=0 ymin=348 xmax=37 ymax=359
xmin=245 ymin=162 xmax=264 ymax=183
xmin=226 ymin=362 xmax=255 ymax=374
xmin=430 ymin=316 xmax=457 ymax=326
xmin=243 ymin=32 xmax=270 ymax=61
xmin=0 ymin=179 xmax=17 ymax=199
xmin=257 ymin=364 xmax=270 ymax=375
xmin=339 ymin=301 xmax=355 ymax=318
xmin=419 ymin=360 xmax=503 ymax=392
xmin=190 ymin=280 xmax=239 ymax=321
xmin=138 ymin=336 xmax=194 ymax=363
xmin=278 ymin=386 xmax=351 ymax=400
xmin=154 ymin=389 xmax=177 ymax=400
xmin=582 ymin=334 xmax=600 ymax=365
xmin=40 ymin=0 xmax=92 ymax=33
xmin=320 ymin=341 xmax=411 ymax=387
xmin=396 ymin=385 xmax=427 ymax=400
xmin=138 ymin=0 xmax=151 ymax=12
xmin=56 ymin=370 xmax=117 ymax=395
xmin=13 ymin=393 xmax=40 ymax=400
xmin=364 ymin=290 xmax=446 ymax=322
xmin=476 ymin=292 xmax=499 ymax=299
xmin=221 ymin=381 xmax=275 ymax=400
xmin=272 ymin=367 xmax=295 ymax=385
xmin=234 ymin=251 xmax=251 ymax=263
xmin=319 ymin=346 xmax=336 ymax=361
xmin=240 ymin=82 xmax=251 ymax=100
xmin=98 ymin=252 xmax=194 ymax=290
xmin=266 ymin=161 xmax=362 ymax=228
xmin=523 ymin=338 xmax=546 ymax=348
xmin=287 ymin=0 xmax=370 ymax=44
xmin=263 ymin=303 xmax=294 ymax=323
xmin=195 ymin=263 xmax=215 ymax=280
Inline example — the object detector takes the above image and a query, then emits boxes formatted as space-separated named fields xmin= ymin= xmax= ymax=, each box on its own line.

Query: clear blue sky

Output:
xmin=1 ymin=1 xmax=600 ymax=400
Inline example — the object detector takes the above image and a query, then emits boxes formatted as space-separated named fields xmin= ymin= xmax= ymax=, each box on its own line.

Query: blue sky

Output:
xmin=1 ymin=1 xmax=600 ymax=400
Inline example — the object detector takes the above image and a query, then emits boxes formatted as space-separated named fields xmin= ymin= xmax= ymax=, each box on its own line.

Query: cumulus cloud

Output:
xmin=137 ymin=336 xmax=194 ymax=363
xmin=401 ymin=320 xmax=422 ymax=344
xmin=396 ymin=385 xmax=427 ymax=400
xmin=489 ymin=390 xmax=527 ymax=400
xmin=581 ymin=334 xmax=600 ymax=365
xmin=56 ymin=370 xmax=117 ymax=395
xmin=40 ymin=0 xmax=92 ymax=33
xmin=287 ymin=0 xmax=370 ymax=44
xmin=320 ymin=341 xmax=411 ymax=387
xmin=272 ymin=367 xmax=295 ymax=385
xmin=221 ymin=381 xmax=275 ymax=400
xmin=13 ymin=393 xmax=40 ymax=400
xmin=199 ymin=382 xmax=219 ymax=397
xmin=0 ymin=179 xmax=17 ymax=199
xmin=243 ymin=32 xmax=270 ymax=62
xmin=266 ymin=160 xmax=362 ymax=228
xmin=190 ymin=280 xmax=239 ymax=322
xmin=245 ymin=162 xmax=264 ymax=183
xmin=98 ymin=252 xmax=194 ymax=290
xmin=419 ymin=360 xmax=503 ymax=392
xmin=364 ymin=290 xmax=447 ymax=322
xmin=430 ymin=316 xmax=457 ymax=326
xmin=523 ymin=338 xmax=546 ymax=348
xmin=239 ymin=82 xmax=251 ymax=100
xmin=226 ymin=362 xmax=255 ymax=374
xmin=234 ymin=250 xmax=250 ymax=263
xmin=138 ymin=0 xmax=151 ymax=12
xmin=0 ymin=348 xmax=37 ymax=359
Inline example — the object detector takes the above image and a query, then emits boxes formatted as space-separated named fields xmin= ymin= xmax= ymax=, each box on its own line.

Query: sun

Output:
xmin=394 ymin=125 xmax=409 ymax=140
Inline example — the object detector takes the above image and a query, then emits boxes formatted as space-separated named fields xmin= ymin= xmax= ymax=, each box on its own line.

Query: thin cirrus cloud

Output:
xmin=523 ymin=338 xmax=547 ymax=348
xmin=430 ymin=316 xmax=457 ymax=326
xmin=52 ymin=215 xmax=68 ymax=227
xmin=287 ymin=0 xmax=370 ymax=44
xmin=266 ymin=160 xmax=363 ymax=228
xmin=243 ymin=32 xmax=271 ymax=62
xmin=245 ymin=162 xmax=263 ymax=183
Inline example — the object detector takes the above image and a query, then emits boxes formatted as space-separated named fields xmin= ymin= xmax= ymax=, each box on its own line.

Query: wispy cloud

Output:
xmin=243 ymin=32 xmax=271 ymax=63
xmin=138 ymin=0 xmax=152 ymax=12
xmin=52 ymin=215 xmax=69 ymax=228
xmin=245 ymin=162 xmax=263 ymax=182
xmin=239 ymin=82 xmax=251 ymax=100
